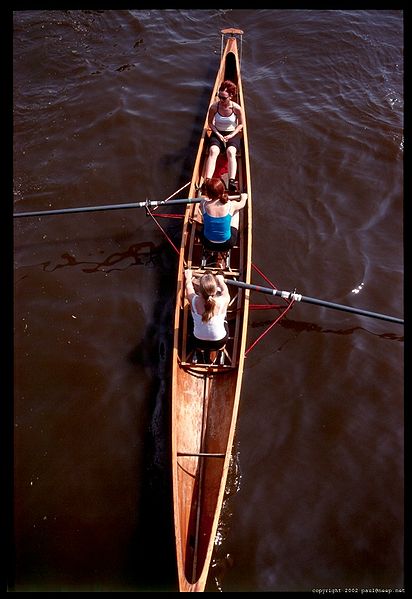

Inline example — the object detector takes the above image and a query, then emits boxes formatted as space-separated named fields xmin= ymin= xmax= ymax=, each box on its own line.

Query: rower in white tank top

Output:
xmin=191 ymin=296 xmax=227 ymax=341
xmin=214 ymin=108 xmax=237 ymax=132
xmin=205 ymin=80 xmax=244 ymax=192
xmin=184 ymin=270 xmax=230 ymax=349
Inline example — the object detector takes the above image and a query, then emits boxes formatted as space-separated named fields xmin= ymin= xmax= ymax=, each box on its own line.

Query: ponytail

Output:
xmin=202 ymin=296 xmax=216 ymax=322
xmin=199 ymin=273 xmax=218 ymax=322
xmin=220 ymin=190 xmax=229 ymax=204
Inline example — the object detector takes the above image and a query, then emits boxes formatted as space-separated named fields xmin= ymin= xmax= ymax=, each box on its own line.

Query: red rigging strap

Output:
xmin=141 ymin=180 xmax=191 ymax=258
xmin=245 ymin=299 xmax=295 ymax=356
xmin=151 ymin=213 xmax=184 ymax=219
xmin=252 ymin=262 xmax=278 ymax=289
xmin=245 ymin=263 xmax=294 ymax=354
xmin=146 ymin=207 xmax=180 ymax=256
xmin=250 ymin=303 xmax=286 ymax=310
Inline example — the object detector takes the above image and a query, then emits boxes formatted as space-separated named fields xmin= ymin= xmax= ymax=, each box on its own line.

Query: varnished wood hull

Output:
xmin=171 ymin=30 xmax=252 ymax=592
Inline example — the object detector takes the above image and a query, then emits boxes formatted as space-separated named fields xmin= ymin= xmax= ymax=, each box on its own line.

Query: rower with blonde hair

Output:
xmin=184 ymin=270 xmax=230 ymax=351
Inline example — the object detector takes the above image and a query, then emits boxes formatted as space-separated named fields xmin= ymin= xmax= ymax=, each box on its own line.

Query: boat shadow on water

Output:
xmin=123 ymin=238 xmax=179 ymax=591
xmin=121 ymin=234 xmax=244 ymax=592
xmin=116 ymin=67 xmax=219 ymax=588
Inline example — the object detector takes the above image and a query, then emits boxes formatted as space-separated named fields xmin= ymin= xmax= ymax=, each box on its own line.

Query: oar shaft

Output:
xmin=225 ymin=280 xmax=276 ymax=296
xmin=299 ymin=295 xmax=403 ymax=324
xmin=13 ymin=197 xmax=202 ymax=218
xmin=224 ymin=279 xmax=404 ymax=325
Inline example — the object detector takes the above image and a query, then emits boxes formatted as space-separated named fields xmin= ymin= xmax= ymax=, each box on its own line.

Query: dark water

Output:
xmin=12 ymin=9 xmax=403 ymax=592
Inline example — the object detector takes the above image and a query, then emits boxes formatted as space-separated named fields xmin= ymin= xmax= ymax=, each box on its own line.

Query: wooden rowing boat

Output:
xmin=171 ymin=29 xmax=252 ymax=592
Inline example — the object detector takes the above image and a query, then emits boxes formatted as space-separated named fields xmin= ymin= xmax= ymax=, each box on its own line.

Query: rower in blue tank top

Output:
xmin=202 ymin=208 xmax=232 ymax=243
xmin=200 ymin=178 xmax=248 ymax=251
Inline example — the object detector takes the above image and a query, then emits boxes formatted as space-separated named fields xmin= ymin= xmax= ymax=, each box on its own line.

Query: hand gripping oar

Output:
xmin=12 ymin=197 xmax=203 ymax=218
xmin=224 ymin=279 xmax=404 ymax=325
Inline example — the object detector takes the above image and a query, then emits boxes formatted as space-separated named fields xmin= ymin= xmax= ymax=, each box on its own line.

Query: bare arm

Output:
xmin=215 ymin=274 xmax=230 ymax=302
xmin=184 ymin=269 xmax=197 ymax=304
xmin=231 ymin=193 xmax=248 ymax=213
xmin=207 ymin=104 xmax=223 ymax=138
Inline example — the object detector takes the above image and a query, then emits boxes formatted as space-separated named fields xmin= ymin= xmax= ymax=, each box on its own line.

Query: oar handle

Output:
xmin=224 ymin=279 xmax=404 ymax=325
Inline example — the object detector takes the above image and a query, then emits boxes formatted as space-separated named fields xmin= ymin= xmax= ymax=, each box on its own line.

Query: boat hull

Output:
xmin=171 ymin=30 xmax=251 ymax=592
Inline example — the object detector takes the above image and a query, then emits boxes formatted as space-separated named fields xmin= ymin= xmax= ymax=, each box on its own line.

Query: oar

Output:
xmin=224 ymin=279 xmax=404 ymax=325
xmin=13 ymin=197 xmax=203 ymax=218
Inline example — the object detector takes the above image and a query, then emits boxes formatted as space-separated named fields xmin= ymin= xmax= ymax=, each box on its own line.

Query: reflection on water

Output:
xmin=41 ymin=242 xmax=161 ymax=273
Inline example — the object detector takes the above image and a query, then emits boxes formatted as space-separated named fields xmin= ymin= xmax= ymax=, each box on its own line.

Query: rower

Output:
xmin=184 ymin=269 xmax=230 ymax=364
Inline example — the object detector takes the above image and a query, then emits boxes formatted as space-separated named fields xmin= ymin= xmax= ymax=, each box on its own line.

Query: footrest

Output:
xmin=201 ymin=249 xmax=231 ymax=269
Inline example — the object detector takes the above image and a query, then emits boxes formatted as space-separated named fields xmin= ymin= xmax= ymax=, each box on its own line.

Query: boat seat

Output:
xmin=201 ymin=247 xmax=231 ymax=270
xmin=192 ymin=345 xmax=226 ymax=366
xmin=185 ymin=334 xmax=228 ymax=366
